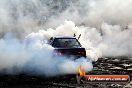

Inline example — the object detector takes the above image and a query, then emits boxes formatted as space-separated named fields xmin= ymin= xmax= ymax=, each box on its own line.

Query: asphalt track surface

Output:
xmin=0 ymin=57 xmax=132 ymax=88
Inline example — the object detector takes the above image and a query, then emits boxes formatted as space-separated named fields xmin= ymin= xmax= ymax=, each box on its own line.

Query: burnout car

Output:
xmin=49 ymin=36 xmax=86 ymax=59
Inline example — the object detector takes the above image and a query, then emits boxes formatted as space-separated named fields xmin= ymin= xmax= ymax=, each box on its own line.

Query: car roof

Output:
xmin=52 ymin=36 xmax=76 ymax=39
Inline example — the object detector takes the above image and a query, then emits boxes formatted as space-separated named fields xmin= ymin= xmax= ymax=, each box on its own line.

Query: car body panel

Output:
xmin=49 ymin=37 xmax=86 ymax=59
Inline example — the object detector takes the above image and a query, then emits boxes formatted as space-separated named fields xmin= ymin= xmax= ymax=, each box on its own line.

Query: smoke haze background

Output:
xmin=0 ymin=0 xmax=132 ymax=75
xmin=0 ymin=31 xmax=93 ymax=76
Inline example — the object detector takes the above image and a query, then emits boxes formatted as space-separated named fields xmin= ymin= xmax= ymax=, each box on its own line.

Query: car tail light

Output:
xmin=78 ymin=51 xmax=85 ymax=56
xmin=55 ymin=51 xmax=63 ymax=56
xmin=57 ymin=52 xmax=62 ymax=55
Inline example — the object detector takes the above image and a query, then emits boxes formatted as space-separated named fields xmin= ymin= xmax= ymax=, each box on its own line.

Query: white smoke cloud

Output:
xmin=0 ymin=26 xmax=93 ymax=76
xmin=98 ymin=23 xmax=132 ymax=57
xmin=0 ymin=0 xmax=132 ymax=75
xmin=44 ymin=20 xmax=132 ymax=58
xmin=45 ymin=0 xmax=132 ymax=28
xmin=1 ymin=0 xmax=132 ymax=34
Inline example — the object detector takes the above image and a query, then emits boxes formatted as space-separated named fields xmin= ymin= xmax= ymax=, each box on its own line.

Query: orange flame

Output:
xmin=78 ymin=65 xmax=86 ymax=76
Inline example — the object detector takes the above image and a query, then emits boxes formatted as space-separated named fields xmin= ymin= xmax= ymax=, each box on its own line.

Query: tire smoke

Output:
xmin=0 ymin=0 xmax=132 ymax=75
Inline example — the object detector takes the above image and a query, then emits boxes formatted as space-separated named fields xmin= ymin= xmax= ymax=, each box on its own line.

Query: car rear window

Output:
xmin=52 ymin=38 xmax=81 ymax=48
